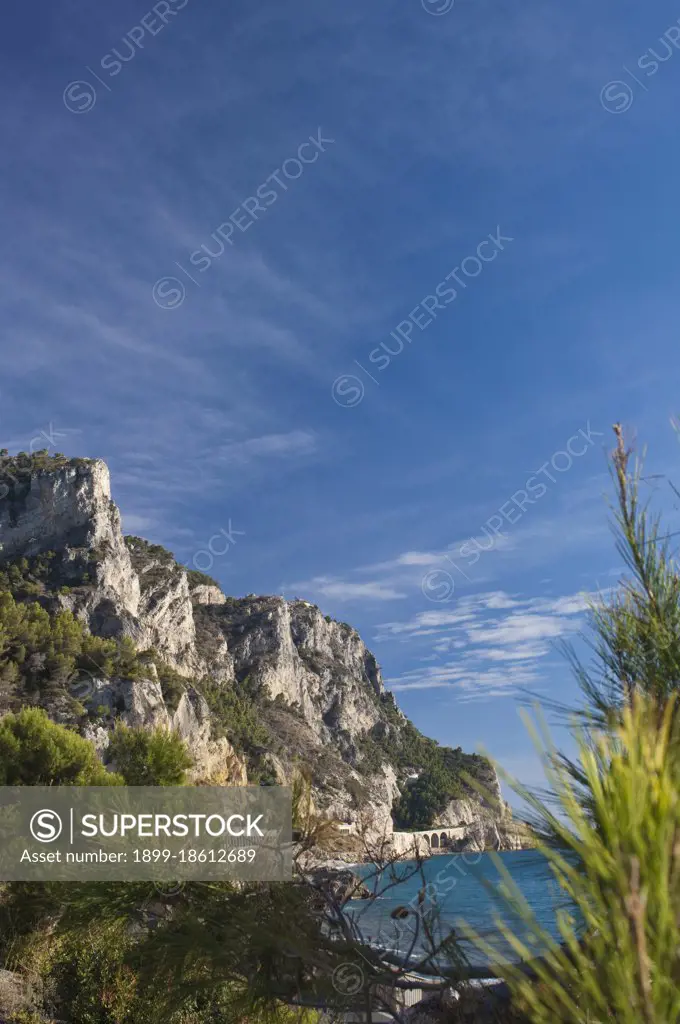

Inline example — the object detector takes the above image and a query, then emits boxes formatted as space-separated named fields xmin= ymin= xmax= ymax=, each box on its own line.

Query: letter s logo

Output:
xmin=30 ymin=809 xmax=63 ymax=843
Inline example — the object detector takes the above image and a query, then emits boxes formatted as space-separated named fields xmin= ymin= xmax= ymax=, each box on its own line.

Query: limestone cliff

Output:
xmin=0 ymin=453 xmax=527 ymax=851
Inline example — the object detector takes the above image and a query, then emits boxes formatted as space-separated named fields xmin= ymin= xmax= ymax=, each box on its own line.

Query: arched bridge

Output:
xmin=389 ymin=826 xmax=472 ymax=857
xmin=422 ymin=831 xmax=452 ymax=849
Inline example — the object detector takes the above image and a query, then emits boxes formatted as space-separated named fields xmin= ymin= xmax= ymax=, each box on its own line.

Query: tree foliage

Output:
xmin=108 ymin=724 xmax=193 ymax=786
xmin=0 ymin=590 xmax=148 ymax=703
xmin=0 ymin=707 xmax=122 ymax=786
xmin=554 ymin=423 xmax=680 ymax=728
xmin=198 ymin=675 xmax=273 ymax=766
xmin=472 ymin=424 xmax=680 ymax=1022
xmin=472 ymin=697 xmax=680 ymax=1023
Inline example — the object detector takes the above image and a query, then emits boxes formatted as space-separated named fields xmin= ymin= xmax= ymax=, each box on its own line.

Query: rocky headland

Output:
xmin=0 ymin=451 xmax=531 ymax=856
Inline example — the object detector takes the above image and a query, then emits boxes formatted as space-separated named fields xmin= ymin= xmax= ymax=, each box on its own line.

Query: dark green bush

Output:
xmin=0 ymin=590 xmax=149 ymax=700
xmin=0 ymin=708 xmax=122 ymax=786
xmin=108 ymin=725 xmax=192 ymax=786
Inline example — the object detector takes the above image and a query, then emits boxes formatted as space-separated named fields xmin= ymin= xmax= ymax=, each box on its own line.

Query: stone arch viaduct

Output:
xmin=389 ymin=826 xmax=473 ymax=857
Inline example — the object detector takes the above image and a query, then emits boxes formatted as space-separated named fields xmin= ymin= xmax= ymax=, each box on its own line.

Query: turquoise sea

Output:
xmin=350 ymin=850 xmax=575 ymax=971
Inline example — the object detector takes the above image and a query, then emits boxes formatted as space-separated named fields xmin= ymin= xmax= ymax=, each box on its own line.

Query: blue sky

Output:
xmin=3 ymin=0 xmax=680 ymax=791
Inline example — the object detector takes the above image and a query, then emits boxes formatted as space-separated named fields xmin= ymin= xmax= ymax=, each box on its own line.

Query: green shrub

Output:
xmin=108 ymin=724 xmax=192 ymax=785
xmin=392 ymin=767 xmax=463 ymax=829
xmin=47 ymin=926 xmax=155 ymax=1024
xmin=198 ymin=677 xmax=272 ymax=751
xmin=0 ymin=590 xmax=149 ymax=700
xmin=0 ymin=708 xmax=122 ymax=786
xmin=154 ymin=663 xmax=186 ymax=713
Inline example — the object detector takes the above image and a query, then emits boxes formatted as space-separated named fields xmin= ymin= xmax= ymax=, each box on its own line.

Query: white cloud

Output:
xmin=482 ymin=592 xmax=523 ymax=610
xmin=216 ymin=431 xmax=316 ymax=465
xmin=389 ymin=661 xmax=540 ymax=698
xmin=380 ymin=589 xmax=590 ymax=702
xmin=291 ymin=576 xmax=406 ymax=602
xmin=376 ymin=610 xmax=476 ymax=638
xmin=466 ymin=643 xmax=550 ymax=662
xmin=531 ymin=594 xmax=590 ymax=615
xmin=465 ymin=612 xmax=579 ymax=647
xmin=377 ymin=590 xmax=589 ymax=642
xmin=396 ymin=551 xmax=445 ymax=567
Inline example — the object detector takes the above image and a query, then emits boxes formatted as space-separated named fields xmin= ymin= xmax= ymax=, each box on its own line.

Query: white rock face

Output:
xmin=320 ymin=762 xmax=401 ymax=845
xmin=218 ymin=597 xmax=384 ymax=744
xmin=432 ymin=796 xmax=503 ymax=829
xmin=0 ymin=459 xmax=111 ymax=561
xmin=388 ymin=831 xmax=431 ymax=858
xmin=190 ymin=584 xmax=227 ymax=605
xmin=136 ymin=568 xmax=197 ymax=672
xmin=0 ymin=460 xmax=140 ymax=617
xmin=89 ymin=676 xmax=247 ymax=785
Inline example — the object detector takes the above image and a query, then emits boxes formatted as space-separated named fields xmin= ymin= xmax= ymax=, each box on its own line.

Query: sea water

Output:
xmin=349 ymin=850 xmax=576 ymax=970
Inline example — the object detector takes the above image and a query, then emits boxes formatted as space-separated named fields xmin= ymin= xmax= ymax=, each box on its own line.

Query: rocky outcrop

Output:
xmin=190 ymin=583 xmax=227 ymax=606
xmin=303 ymin=866 xmax=373 ymax=903
xmin=0 ymin=459 xmax=141 ymax=621
xmin=428 ymin=793 xmax=527 ymax=852
xmin=80 ymin=672 xmax=248 ymax=785
xmin=0 ymin=459 xmax=116 ymax=564
xmin=432 ymin=797 xmax=505 ymax=830
xmin=212 ymin=596 xmax=385 ymax=746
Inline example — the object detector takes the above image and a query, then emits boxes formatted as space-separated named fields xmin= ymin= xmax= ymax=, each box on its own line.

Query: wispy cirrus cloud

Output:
xmin=287 ymin=576 xmax=407 ymax=602
xmin=215 ymin=430 xmax=316 ymax=465
xmin=382 ymin=589 xmax=591 ymax=702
